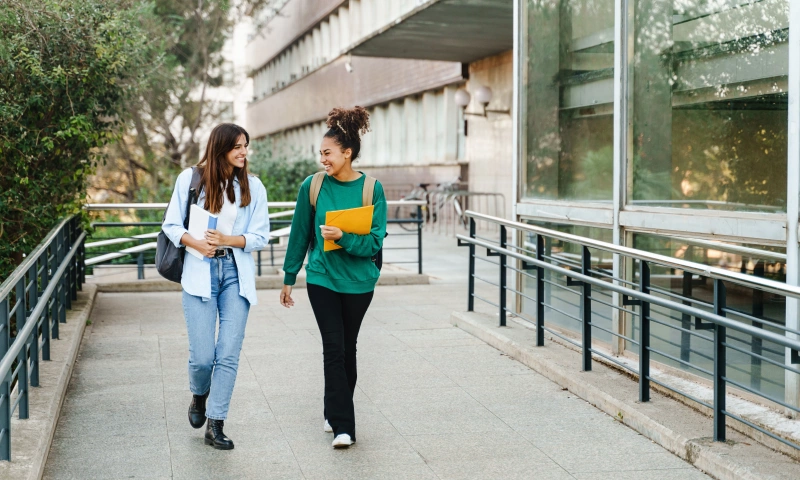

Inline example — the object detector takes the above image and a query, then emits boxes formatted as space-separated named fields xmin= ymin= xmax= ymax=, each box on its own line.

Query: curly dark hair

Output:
xmin=324 ymin=106 xmax=371 ymax=162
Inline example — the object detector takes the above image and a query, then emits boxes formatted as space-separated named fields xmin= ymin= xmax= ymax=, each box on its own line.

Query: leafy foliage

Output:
xmin=0 ymin=0 xmax=153 ymax=280
xmin=93 ymin=0 xmax=280 ymax=203
xmin=248 ymin=139 xmax=320 ymax=203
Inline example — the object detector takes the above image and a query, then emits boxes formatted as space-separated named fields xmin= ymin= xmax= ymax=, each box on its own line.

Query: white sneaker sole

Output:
xmin=332 ymin=434 xmax=353 ymax=449
xmin=324 ymin=420 xmax=333 ymax=433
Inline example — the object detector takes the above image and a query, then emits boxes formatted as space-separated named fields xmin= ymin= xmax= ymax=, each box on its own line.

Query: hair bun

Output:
xmin=326 ymin=106 xmax=370 ymax=140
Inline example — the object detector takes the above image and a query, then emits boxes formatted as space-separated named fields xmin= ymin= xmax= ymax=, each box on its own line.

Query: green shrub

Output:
xmin=249 ymin=139 xmax=320 ymax=203
xmin=0 ymin=0 xmax=153 ymax=281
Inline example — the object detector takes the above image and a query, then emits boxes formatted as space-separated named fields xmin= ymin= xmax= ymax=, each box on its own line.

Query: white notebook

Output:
xmin=186 ymin=204 xmax=218 ymax=261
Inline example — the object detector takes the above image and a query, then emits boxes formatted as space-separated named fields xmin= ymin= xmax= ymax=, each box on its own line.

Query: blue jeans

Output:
xmin=182 ymin=253 xmax=250 ymax=420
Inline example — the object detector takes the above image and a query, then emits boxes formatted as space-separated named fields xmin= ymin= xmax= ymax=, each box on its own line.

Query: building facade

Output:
xmin=513 ymin=0 xmax=798 ymax=412
xmin=245 ymin=0 xmax=514 ymax=204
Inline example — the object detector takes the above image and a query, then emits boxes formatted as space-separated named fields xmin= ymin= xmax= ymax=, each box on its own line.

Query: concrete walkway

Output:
xmin=43 ymin=230 xmax=709 ymax=479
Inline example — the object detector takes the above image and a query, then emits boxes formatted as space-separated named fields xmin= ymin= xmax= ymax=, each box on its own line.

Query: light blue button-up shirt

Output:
xmin=162 ymin=168 xmax=270 ymax=305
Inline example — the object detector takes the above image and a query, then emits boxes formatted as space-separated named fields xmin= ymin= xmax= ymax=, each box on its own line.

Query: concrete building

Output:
xmin=245 ymin=0 xmax=514 ymax=212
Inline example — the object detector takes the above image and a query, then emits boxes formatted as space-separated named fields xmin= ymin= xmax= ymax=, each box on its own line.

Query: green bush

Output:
xmin=249 ymin=139 xmax=320 ymax=203
xmin=0 ymin=0 xmax=152 ymax=281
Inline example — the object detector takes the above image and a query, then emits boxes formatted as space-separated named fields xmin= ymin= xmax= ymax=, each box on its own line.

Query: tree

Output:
xmin=0 ymin=0 xmax=153 ymax=279
xmin=95 ymin=0 xmax=279 ymax=203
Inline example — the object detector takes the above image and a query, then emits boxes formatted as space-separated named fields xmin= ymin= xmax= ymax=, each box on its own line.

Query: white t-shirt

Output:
xmin=216 ymin=186 xmax=238 ymax=243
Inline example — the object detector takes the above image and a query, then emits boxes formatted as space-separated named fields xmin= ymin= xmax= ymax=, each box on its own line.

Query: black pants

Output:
xmin=307 ymin=283 xmax=374 ymax=440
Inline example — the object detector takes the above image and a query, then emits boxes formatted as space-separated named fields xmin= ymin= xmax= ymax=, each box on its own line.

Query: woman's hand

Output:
xmin=319 ymin=225 xmax=343 ymax=241
xmin=181 ymin=234 xmax=216 ymax=258
xmin=204 ymin=229 xmax=229 ymax=247
xmin=280 ymin=285 xmax=294 ymax=308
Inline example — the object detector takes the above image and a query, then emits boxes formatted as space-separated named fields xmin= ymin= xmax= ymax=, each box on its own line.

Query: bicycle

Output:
xmin=395 ymin=177 xmax=465 ymax=232
xmin=395 ymin=183 xmax=431 ymax=232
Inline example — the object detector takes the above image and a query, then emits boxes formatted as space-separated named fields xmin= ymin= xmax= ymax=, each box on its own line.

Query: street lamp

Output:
xmin=455 ymin=86 xmax=510 ymax=117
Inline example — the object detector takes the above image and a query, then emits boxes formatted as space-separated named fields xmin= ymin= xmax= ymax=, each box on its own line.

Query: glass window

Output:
xmin=628 ymin=233 xmax=787 ymax=400
xmin=522 ymin=1 xmax=615 ymax=201
xmin=631 ymin=0 xmax=789 ymax=212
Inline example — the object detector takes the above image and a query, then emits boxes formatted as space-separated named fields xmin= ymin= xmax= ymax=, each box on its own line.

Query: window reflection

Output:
xmin=524 ymin=0 xmax=615 ymax=201
xmin=631 ymin=0 xmax=789 ymax=211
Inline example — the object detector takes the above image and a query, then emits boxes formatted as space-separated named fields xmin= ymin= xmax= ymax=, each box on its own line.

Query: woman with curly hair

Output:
xmin=280 ymin=106 xmax=387 ymax=449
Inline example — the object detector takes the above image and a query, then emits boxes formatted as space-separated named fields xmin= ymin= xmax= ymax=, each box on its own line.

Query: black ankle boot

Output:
xmin=188 ymin=392 xmax=209 ymax=429
xmin=205 ymin=419 xmax=234 ymax=450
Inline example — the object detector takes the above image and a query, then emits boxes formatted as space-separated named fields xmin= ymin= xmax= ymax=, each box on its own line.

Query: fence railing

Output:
xmin=84 ymin=200 xmax=426 ymax=277
xmin=0 ymin=216 xmax=85 ymax=461
xmin=457 ymin=211 xmax=800 ymax=450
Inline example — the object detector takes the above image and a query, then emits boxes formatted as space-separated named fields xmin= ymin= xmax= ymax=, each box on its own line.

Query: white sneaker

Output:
xmin=324 ymin=419 xmax=333 ymax=433
xmin=332 ymin=433 xmax=353 ymax=449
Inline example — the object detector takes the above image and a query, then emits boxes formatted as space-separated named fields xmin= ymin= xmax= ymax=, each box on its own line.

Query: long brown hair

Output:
xmin=197 ymin=123 xmax=252 ymax=213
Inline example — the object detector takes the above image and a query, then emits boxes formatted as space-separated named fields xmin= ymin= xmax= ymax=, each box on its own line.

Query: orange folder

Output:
xmin=324 ymin=205 xmax=374 ymax=251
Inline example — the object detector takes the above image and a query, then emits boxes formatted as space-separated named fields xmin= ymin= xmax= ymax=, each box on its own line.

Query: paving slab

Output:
xmin=43 ymin=233 xmax=710 ymax=479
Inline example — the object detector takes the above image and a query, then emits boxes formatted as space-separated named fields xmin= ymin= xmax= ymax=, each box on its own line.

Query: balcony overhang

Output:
xmin=348 ymin=0 xmax=513 ymax=64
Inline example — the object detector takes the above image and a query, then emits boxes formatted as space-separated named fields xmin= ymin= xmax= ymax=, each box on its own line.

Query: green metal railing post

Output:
xmin=639 ymin=261 xmax=651 ymax=402
xmin=714 ymin=279 xmax=727 ymax=442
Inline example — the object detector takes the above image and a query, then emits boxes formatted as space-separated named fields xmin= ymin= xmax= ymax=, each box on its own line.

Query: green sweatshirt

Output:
xmin=283 ymin=173 xmax=388 ymax=294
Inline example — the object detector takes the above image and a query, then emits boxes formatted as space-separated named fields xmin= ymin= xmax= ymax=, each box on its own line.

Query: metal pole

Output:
xmin=468 ymin=217 xmax=476 ymax=312
xmin=51 ymin=239 xmax=60 ymax=339
xmin=639 ymin=261 xmax=651 ymax=402
xmin=16 ymin=280 xmax=29 ymax=419
xmin=70 ymin=220 xmax=78 ymax=300
xmin=499 ymin=225 xmax=507 ymax=327
xmin=28 ymin=263 xmax=39 ymax=388
xmin=0 ymin=298 xmax=10 ymax=460
xmin=536 ymin=234 xmax=545 ymax=346
xmin=42 ymin=246 xmax=51 ymax=362
xmin=258 ymin=250 xmax=262 ymax=276
xmin=137 ymin=252 xmax=144 ymax=280
xmin=581 ymin=246 xmax=592 ymax=372
xmin=417 ymin=205 xmax=423 ymax=275
xmin=751 ymin=261 xmax=764 ymax=392
xmin=79 ymin=235 xmax=85 ymax=287
xmin=681 ymin=270 xmax=693 ymax=363
xmin=713 ymin=279 xmax=727 ymax=442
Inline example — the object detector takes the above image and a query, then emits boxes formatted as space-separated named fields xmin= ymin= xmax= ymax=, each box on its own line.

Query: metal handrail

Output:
xmin=0 ymin=216 xmax=85 ymax=461
xmin=458 ymin=211 xmax=800 ymax=451
xmin=84 ymin=201 xmax=428 ymax=276
xmin=467 ymin=211 xmax=800 ymax=300
xmin=0 ymin=233 xmax=85 ymax=378
xmin=0 ymin=217 xmax=71 ymax=299
xmin=459 ymin=234 xmax=800 ymax=353
xmin=84 ymin=200 xmax=427 ymax=211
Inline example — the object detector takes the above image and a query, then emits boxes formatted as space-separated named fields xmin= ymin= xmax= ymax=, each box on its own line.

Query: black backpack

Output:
xmin=156 ymin=168 xmax=202 ymax=282
xmin=308 ymin=172 xmax=387 ymax=270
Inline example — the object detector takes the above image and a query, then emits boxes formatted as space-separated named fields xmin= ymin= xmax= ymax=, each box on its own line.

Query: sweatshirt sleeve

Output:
xmin=282 ymin=177 xmax=313 ymax=286
xmin=334 ymin=182 xmax=387 ymax=258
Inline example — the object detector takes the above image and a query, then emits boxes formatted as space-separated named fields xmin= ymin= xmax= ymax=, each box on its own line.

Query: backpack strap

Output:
xmin=189 ymin=167 xmax=203 ymax=193
xmin=362 ymin=176 xmax=377 ymax=206
xmin=309 ymin=172 xmax=326 ymax=209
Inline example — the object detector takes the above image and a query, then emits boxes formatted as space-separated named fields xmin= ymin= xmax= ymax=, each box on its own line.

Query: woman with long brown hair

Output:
xmin=162 ymin=123 xmax=269 ymax=450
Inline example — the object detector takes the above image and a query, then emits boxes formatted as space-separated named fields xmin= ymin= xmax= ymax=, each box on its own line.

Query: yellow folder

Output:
xmin=324 ymin=205 xmax=374 ymax=251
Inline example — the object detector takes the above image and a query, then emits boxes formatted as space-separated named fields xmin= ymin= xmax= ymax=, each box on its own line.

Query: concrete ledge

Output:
xmin=0 ymin=285 xmax=97 ymax=480
xmin=451 ymin=311 xmax=800 ymax=480
xmin=95 ymin=271 xmax=429 ymax=293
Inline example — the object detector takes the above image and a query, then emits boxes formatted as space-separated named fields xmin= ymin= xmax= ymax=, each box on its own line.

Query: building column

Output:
xmin=611 ymin=0 xmax=627 ymax=355
xmin=785 ymin=0 xmax=800 ymax=416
